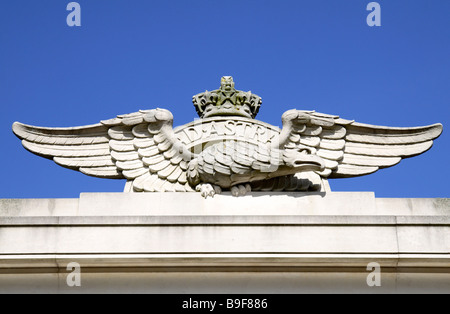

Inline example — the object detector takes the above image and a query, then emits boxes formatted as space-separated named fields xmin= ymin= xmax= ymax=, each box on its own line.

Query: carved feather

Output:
xmin=12 ymin=122 xmax=109 ymax=145
xmin=54 ymin=156 xmax=115 ymax=168
xmin=343 ymin=141 xmax=433 ymax=157
xmin=23 ymin=141 xmax=110 ymax=158
xmin=80 ymin=166 xmax=122 ymax=178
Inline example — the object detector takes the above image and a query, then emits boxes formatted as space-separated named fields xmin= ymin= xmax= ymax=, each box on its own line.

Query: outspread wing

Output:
xmin=279 ymin=110 xmax=443 ymax=178
xmin=12 ymin=108 xmax=194 ymax=192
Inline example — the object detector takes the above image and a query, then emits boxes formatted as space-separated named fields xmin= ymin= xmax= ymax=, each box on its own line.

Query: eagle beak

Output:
xmin=284 ymin=148 xmax=326 ymax=172
xmin=293 ymin=153 xmax=325 ymax=171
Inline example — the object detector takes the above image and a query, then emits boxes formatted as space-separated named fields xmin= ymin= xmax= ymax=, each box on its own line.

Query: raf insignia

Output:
xmin=13 ymin=76 xmax=442 ymax=197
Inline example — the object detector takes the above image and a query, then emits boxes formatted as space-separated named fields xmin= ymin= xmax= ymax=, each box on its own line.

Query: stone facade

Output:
xmin=1 ymin=192 xmax=449 ymax=293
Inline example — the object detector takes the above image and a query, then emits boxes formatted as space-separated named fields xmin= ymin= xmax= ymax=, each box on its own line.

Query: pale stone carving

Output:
xmin=13 ymin=77 xmax=442 ymax=197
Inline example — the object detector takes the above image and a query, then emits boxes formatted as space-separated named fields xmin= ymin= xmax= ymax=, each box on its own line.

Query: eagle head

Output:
xmin=282 ymin=146 xmax=326 ymax=173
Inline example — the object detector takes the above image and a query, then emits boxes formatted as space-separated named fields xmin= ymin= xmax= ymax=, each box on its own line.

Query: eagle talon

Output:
xmin=196 ymin=183 xmax=221 ymax=199
xmin=231 ymin=184 xmax=251 ymax=197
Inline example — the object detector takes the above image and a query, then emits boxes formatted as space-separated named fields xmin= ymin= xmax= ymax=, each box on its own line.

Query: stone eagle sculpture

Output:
xmin=13 ymin=76 xmax=442 ymax=197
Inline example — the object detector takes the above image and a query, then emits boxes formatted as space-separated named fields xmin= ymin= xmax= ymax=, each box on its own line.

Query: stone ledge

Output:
xmin=1 ymin=253 xmax=449 ymax=272
xmin=1 ymin=192 xmax=449 ymax=217
xmin=0 ymin=215 xmax=449 ymax=226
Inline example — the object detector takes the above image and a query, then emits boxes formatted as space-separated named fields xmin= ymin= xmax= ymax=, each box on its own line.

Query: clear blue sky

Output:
xmin=1 ymin=0 xmax=448 ymax=198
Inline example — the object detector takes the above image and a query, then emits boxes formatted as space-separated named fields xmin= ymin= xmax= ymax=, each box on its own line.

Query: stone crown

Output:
xmin=192 ymin=76 xmax=262 ymax=119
